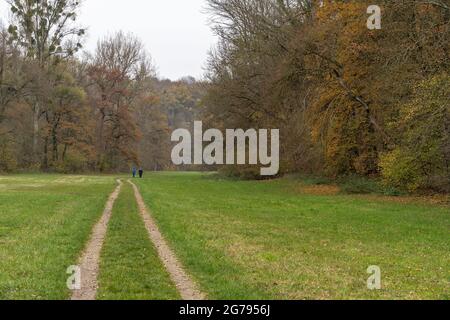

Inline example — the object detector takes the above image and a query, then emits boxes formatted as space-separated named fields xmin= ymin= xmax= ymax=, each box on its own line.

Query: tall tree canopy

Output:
xmin=202 ymin=0 xmax=449 ymax=191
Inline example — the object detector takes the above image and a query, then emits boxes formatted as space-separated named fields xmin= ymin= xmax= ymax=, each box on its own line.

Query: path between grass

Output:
xmin=71 ymin=180 xmax=123 ymax=300
xmin=97 ymin=181 xmax=179 ymax=300
xmin=129 ymin=180 xmax=206 ymax=300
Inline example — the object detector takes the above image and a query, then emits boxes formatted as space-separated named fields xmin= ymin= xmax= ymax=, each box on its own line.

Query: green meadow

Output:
xmin=0 ymin=173 xmax=448 ymax=300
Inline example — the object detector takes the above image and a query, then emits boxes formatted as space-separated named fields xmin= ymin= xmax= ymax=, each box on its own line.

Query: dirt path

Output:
xmin=71 ymin=179 xmax=123 ymax=300
xmin=128 ymin=180 xmax=206 ymax=300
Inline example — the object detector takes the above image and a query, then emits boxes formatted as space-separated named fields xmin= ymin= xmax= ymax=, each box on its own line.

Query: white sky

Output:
xmin=0 ymin=0 xmax=217 ymax=80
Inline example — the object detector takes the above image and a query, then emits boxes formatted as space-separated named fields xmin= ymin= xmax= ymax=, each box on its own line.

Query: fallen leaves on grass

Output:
xmin=295 ymin=184 xmax=341 ymax=196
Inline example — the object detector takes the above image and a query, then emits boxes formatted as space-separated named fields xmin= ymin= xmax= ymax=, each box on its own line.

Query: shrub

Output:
xmin=379 ymin=149 xmax=420 ymax=192
xmin=338 ymin=175 xmax=381 ymax=194
xmin=381 ymin=74 xmax=450 ymax=193
xmin=54 ymin=151 xmax=88 ymax=174
xmin=219 ymin=165 xmax=272 ymax=180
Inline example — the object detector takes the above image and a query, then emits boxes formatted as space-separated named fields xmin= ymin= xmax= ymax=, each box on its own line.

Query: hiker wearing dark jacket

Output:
xmin=139 ymin=168 xmax=144 ymax=178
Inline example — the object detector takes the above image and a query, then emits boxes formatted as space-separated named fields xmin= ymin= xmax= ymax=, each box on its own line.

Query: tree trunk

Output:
xmin=62 ymin=144 xmax=68 ymax=161
xmin=43 ymin=136 xmax=48 ymax=171
xmin=32 ymin=102 xmax=40 ymax=163
xmin=52 ymin=116 xmax=60 ymax=162
xmin=52 ymin=129 xmax=58 ymax=162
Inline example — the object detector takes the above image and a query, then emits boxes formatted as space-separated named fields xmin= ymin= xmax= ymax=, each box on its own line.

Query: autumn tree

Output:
xmin=39 ymin=60 xmax=95 ymax=171
xmin=203 ymin=0 xmax=449 ymax=190
xmin=0 ymin=23 xmax=28 ymax=171
xmin=305 ymin=0 xmax=448 ymax=176
xmin=134 ymin=86 xmax=172 ymax=171
xmin=204 ymin=0 xmax=320 ymax=176
xmin=87 ymin=32 xmax=154 ymax=171
xmin=7 ymin=0 xmax=85 ymax=163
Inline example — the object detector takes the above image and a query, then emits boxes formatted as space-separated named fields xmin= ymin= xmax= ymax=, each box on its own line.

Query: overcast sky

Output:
xmin=0 ymin=0 xmax=217 ymax=80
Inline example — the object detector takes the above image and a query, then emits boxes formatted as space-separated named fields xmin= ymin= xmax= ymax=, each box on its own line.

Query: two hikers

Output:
xmin=132 ymin=166 xmax=144 ymax=178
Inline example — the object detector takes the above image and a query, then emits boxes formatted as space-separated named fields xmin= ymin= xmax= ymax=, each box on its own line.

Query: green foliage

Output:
xmin=380 ymin=149 xmax=419 ymax=192
xmin=381 ymin=74 xmax=450 ymax=193
xmin=7 ymin=0 xmax=85 ymax=61
xmin=53 ymin=85 xmax=86 ymax=103
xmin=54 ymin=150 xmax=88 ymax=174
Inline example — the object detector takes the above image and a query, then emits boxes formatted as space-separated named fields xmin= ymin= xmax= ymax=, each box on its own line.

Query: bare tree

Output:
xmin=88 ymin=32 xmax=155 ymax=171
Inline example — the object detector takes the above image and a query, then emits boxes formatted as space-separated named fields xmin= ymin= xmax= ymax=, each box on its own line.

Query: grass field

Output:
xmin=97 ymin=182 xmax=179 ymax=300
xmin=0 ymin=175 xmax=116 ymax=299
xmin=135 ymin=172 xmax=450 ymax=300
xmin=0 ymin=173 xmax=448 ymax=300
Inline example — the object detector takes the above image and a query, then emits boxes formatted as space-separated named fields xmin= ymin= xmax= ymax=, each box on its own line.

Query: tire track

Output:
xmin=128 ymin=180 xmax=206 ymax=300
xmin=71 ymin=179 xmax=123 ymax=300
